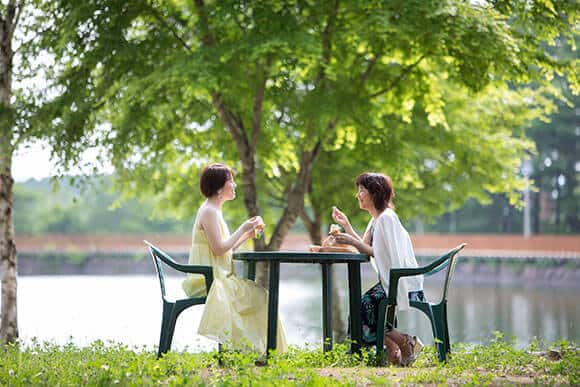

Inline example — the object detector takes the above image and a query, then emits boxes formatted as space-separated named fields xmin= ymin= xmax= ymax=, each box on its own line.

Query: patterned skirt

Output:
xmin=361 ymin=282 xmax=389 ymax=345
xmin=360 ymin=282 xmax=425 ymax=346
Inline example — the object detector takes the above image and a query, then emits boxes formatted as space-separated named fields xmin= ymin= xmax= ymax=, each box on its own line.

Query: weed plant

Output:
xmin=0 ymin=334 xmax=577 ymax=386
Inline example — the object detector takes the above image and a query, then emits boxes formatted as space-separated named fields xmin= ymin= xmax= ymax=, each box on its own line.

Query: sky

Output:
xmin=12 ymin=140 xmax=113 ymax=183
xmin=12 ymin=141 xmax=56 ymax=182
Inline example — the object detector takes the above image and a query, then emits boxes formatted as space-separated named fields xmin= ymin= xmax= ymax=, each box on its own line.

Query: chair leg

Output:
xmin=386 ymin=303 xmax=397 ymax=329
xmin=431 ymin=304 xmax=447 ymax=362
xmin=162 ymin=310 xmax=180 ymax=357
xmin=442 ymin=304 xmax=451 ymax=354
xmin=412 ymin=302 xmax=444 ymax=361
xmin=217 ymin=343 xmax=224 ymax=366
xmin=375 ymin=300 xmax=388 ymax=360
xmin=158 ymin=302 xmax=174 ymax=359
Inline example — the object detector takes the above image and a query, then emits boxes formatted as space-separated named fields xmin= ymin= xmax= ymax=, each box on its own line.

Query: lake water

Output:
xmin=18 ymin=269 xmax=579 ymax=352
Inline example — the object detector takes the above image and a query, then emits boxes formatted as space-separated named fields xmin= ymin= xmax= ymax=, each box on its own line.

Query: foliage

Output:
xmin=0 ymin=337 xmax=577 ymax=385
xmin=415 ymin=37 xmax=580 ymax=235
xmin=307 ymin=80 xmax=545 ymax=233
xmin=14 ymin=176 xmax=191 ymax=235
xmin=24 ymin=0 xmax=580 ymax=248
xmin=527 ymin=91 xmax=579 ymax=233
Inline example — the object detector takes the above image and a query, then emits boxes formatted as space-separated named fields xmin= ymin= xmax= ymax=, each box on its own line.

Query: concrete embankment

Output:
xmin=14 ymin=233 xmax=580 ymax=288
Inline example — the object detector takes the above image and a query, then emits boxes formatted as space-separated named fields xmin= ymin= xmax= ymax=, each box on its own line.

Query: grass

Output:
xmin=0 ymin=334 xmax=577 ymax=386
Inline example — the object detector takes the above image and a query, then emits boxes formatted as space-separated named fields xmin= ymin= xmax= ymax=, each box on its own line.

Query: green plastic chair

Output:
xmin=144 ymin=240 xmax=214 ymax=359
xmin=376 ymin=243 xmax=466 ymax=362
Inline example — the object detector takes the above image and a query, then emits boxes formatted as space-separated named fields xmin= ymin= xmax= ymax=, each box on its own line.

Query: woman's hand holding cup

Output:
xmin=252 ymin=216 xmax=265 ymax=239
xmin=243 ymin=216 xmax=261 ymax=232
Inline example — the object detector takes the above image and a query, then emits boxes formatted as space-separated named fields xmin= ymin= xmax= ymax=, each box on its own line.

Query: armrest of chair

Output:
xmin=144 ymin=240 xmax=215 ymax=293
xmin=178 ymin=264 xmax=214 ymax=294
xmin=386 ymin=244 xmax=465 ymax=306
xmin=387 ymin=265 xmax=439 ymax=303
xmin=386 ymin=268 xmax=415 ymax=305
xmin=159 ymin=260 xmax=214 ymax=294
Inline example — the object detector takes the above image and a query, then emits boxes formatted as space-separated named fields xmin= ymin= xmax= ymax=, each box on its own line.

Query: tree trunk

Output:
xmin=555 ymin=175 xmax=561 ymax=231
xmin=0 ymin=1 xmax=19 ymax=344
xmin=211 ymin=93 xmax=269 ymax=286
xmin=0 ymin=143 xmax=17 ymax=345
xmin=564 ymin=162 xmax=578 ymax=232
xmin=501 ymin=198 xmax=513 ymax=233
xmin=267 ymin=143 xmax=321 ymax=251
xmin=532 ymin=191 xmax=541 ymax=234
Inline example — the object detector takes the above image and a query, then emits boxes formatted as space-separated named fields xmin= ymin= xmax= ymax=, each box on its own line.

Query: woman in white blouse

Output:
xmin=332 ymin=172 xmax=424 ymax=362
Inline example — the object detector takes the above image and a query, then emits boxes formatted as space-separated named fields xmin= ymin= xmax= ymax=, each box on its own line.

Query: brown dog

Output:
xmin=383 ymin=329 xmax=423 ymax=366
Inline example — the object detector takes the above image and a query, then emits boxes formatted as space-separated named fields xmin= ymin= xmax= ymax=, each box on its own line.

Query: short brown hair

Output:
xmin=355 ymin=172 xmax=395 ymax=212
xmin=199 ymin=163 xmax=234 ymax=198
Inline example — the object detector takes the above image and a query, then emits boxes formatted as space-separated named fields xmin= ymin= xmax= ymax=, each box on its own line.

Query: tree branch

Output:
xmin=299 ymin=207 xmax=315 ymax=232
xmin=315 ymin=0 xmax=339 ymax=84
xmin=267 ymin=137 xmax=323 ymax=250
xmin=195 ymin=0 xmax=249 ymax=151
xmin=12 ymin=23 xmax=54 ymax=55
xmin=275 ymin=106 xmax=286 ymax=125
xmin=194 ymin=0 xmax=215 ymax=46
xmin=359 ymin=56 xmax=376 ymax=86
xmin=368 ymin=54 xmax=426 ymax=99
xmin=8 ymin=1 xmax=22 ymax=40
xmin=252 ymin=58 xmax=269 ymax=149
xmin=212 ymin=92 xmax=248 ymax=149
xmin=148 ymin=4 xmax=191 ymax=51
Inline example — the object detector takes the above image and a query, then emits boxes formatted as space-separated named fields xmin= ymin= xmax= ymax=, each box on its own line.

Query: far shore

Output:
xmin=14 ymin=233 xmax=580 ymax=288
xmin=14 ymin=232 xmax=580 ymax=258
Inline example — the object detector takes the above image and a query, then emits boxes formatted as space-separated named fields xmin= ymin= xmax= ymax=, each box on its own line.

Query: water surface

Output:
xmin=18 ymin=271 xmax=578 ymax=352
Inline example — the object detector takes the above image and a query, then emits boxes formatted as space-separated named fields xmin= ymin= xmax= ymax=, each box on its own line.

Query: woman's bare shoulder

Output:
xmin=197 ymin=204 xmax=219 ymax=224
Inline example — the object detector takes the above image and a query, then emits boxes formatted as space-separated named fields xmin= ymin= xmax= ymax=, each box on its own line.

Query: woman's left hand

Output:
xmin=333 ymin=233 xmax=357 ymax=246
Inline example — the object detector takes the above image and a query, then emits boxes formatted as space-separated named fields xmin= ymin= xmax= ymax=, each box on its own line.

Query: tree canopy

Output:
xmin=25 ymin=0 xmax=579 ymax=250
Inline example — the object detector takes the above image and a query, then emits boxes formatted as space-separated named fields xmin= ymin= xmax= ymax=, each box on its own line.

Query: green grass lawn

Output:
xmin=1 ymin=334 xmax=577 ymax=386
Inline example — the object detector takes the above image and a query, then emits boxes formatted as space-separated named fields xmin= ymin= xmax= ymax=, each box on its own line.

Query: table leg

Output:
xmin=244 ymin=261 xmax=256 ymax=281
xmin=267 ymin=260 xmax=280 ymax=354
xmin=321 ymin=263 xmax=333 ymax=352
xmin=348 ymin=262 xmax=362 ymax=354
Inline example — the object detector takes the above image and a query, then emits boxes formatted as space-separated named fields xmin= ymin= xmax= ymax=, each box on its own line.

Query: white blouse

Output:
xmin=368 ymin=208 xmax=423 ymax=311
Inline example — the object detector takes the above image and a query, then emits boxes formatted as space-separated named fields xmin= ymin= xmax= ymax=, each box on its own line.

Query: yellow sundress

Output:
xmin=182 ymin=211 xmax=287 ymax=354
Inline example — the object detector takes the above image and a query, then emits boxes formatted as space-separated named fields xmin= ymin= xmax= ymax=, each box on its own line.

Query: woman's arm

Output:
xmin=332 ymin=206 xmax=363 ymax=242
xmin=232 ymin=230 xmax=253 ymax=251
xmin=333 ymin=233 xmax=374 ymax=256
xmin=353 ymin=239 xmax=374 ymax=256
xmin=232 ymin=216 xmax=264 ymax=250
xmin=199 ymin=208 xmax=257 ymax=256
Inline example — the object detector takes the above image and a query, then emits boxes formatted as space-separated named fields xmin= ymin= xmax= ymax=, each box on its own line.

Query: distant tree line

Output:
xmin=14 ymin=176 xmax=191 ymax=235
xmin=420 ymin=79 xmax=579 ymax=235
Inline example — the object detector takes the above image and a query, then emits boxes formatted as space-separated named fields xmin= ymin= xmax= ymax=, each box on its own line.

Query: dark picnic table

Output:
xmin=233 ymin=251 xmax=370 ymax=354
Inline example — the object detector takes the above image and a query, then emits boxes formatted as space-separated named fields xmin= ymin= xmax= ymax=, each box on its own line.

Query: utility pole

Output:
xmin=522 ymin=159 xmax=533 ymax=238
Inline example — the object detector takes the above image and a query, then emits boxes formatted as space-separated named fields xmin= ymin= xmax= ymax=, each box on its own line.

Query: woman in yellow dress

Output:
xmin=182 ymin=163 xmax=287 ymax=354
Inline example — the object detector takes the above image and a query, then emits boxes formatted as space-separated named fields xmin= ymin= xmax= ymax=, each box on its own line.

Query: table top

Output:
xmin=233 ymin=250 xmax=369 ymax=264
